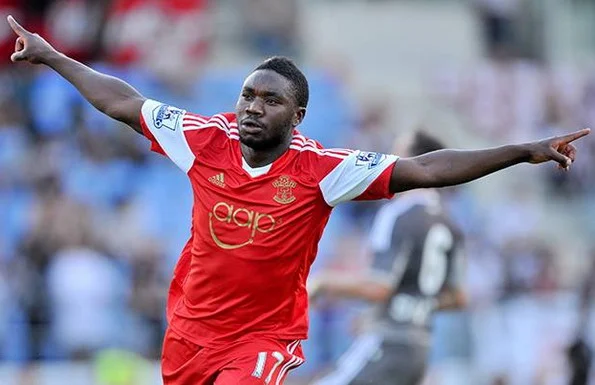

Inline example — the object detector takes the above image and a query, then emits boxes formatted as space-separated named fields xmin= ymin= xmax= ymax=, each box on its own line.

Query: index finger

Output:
xmin=559 ymin=128 xmax=591 ymax=144
xmin=7 ymin=15 xmax=28 ymax=36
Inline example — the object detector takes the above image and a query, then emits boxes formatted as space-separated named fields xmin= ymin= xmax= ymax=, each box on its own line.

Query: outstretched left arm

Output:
xmin=390 ymin=128 xmax=591 ymax=194
xmin=308 ymin=272 xmax=392 ymax=303
xmin=308 ymin=273 xmax=466 ymax=309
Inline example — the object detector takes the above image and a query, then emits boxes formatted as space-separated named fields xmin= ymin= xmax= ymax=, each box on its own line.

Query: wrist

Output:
xmin=42 ymin=49 xmax=64 ymax=67
xmin=514 ymin=143 xmax=533 ymax=163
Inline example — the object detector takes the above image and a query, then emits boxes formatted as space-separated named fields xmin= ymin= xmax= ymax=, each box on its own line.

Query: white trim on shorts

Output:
xmin=312 ymin=334 xmax=382 ymax=385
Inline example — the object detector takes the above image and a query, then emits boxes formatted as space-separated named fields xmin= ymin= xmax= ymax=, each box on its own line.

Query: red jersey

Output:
xmin=140 ymin=100 xmax=398 ymax=348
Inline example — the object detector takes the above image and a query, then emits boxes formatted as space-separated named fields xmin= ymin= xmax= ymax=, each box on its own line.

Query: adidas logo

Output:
xmin=208 ymin=173 xmax=225 ymax=188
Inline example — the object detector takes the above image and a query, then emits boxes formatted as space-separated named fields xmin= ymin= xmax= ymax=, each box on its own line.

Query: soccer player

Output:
xmin=567 ymin=251 xmax=595 ymax=385
xmin=308 ymin=131 xmax=465 ymax=385
xmin=7 ymin=15 xmax=590 ymax=385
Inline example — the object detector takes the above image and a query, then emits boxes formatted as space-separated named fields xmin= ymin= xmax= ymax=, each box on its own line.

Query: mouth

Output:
xmin=240 ymin=119 xmax=265 ymax=134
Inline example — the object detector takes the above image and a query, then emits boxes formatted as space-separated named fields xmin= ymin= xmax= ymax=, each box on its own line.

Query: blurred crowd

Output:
xmin=0 ymin=1 xmax=594 ymax=385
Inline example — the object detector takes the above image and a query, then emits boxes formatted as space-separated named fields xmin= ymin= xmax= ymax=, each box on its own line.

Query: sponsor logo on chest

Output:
xmin=205 ymin=175 xmax=302 ymax=249
xmin=209 ymin=202 xmax=276 ymax=249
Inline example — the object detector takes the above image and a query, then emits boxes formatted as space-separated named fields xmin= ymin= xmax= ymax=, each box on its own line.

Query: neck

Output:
xmin=240 ymin=139 xmax=291 ymax=168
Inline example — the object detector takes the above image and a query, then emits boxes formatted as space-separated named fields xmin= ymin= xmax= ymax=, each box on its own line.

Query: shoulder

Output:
xmin=141 ymin=99 xmax=237 ymax=136
xmin=179 ymin=112 xmax=237 ymax=150
xmin=182 ymin=112 xmax=237 ymax=134
xmin=290 ymin=132 xmax=356 ymax=169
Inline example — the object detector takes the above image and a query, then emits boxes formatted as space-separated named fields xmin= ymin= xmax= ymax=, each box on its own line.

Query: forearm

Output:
xmin=315 ymin=273 xmax=391 ymax=303
xmin=44 ymin=51 xmax=144 ymax=130
xmin=391 ymin=144 xmax=530 ymax=192
xmin=435 ymin=289 xmax=466 ymax=311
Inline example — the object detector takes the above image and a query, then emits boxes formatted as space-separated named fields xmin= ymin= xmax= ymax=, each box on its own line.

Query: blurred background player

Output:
xmin=308 ymin=131 xmax=465 ymax=385
xmin=566 ymin=248 xmax=595 ymax=385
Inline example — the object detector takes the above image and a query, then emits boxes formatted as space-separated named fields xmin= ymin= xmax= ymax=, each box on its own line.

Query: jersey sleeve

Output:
xmin=317 ymin=150 xmax=399 ymax=207
xmin=140 ymin=99 xmax=195 ymax=172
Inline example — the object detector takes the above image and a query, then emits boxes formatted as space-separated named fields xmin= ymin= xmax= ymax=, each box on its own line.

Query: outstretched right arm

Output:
xmin=7 ymin=15 xmax=145 ymax=134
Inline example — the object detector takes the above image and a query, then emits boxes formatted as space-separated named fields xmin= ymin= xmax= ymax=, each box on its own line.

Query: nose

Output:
xmin=246 ymin=98 xmax=264 ymax=116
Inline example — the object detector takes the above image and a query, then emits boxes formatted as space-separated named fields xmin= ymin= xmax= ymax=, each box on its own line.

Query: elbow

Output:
xmin=449 ymin=290 xmax=467 ymax=310
xmin=416 ymin=160 xmax=442 ymax=188
xmin=99 ymin=99 xmax=125 ymax=121
xmin=408 ymin=154 xmax=445 ymax=188
xmin=366 ymin=285 xmax=392 ymax=303
xmin=103 ymin=104 xmax=123 ymax=121
xmin=414 ymin=152 xmax=464 ymax=188
xmin=363 ymin=278 xmax=393 ymax=302
xmin=104 ymin=96 xmax=145 ymax=125
xmin=391 ymin=157 xmax=442 ymax=192
xmin=454 ymin=290 xmax=467 ymax=309
xmin=437 ymin=289 xmax=467 ymax=310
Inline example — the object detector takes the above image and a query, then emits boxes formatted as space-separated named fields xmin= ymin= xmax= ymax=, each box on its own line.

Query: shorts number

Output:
xmin=252 ymin=351 xmax=284 ymax=384
xmin=418 ymin=223 xmax=453 ymax=296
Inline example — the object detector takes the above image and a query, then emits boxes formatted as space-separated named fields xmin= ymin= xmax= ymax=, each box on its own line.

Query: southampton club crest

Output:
xmin=273 ymin=175 xmax=297 ymax=205
xmin=152 ymin=104 xmax=184 ymax=131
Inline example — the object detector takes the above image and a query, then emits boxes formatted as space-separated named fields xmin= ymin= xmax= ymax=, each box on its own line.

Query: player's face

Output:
xmin=236 ymin=70 xmax=305 ymax=151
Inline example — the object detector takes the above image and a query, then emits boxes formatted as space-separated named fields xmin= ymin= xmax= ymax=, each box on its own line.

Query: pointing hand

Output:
xmin=7 ymin=15 xmax=58 ymax=65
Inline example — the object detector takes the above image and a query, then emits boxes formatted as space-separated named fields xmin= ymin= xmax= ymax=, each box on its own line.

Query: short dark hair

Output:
xmin=254 ymin=56 xmax=309 ymax=108
xmin=408 ymin=130 xmax=446 ymax=157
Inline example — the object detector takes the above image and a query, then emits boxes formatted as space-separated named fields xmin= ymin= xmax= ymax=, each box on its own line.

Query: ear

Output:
xmin=293 ymin=107 xmax=306 ymax=127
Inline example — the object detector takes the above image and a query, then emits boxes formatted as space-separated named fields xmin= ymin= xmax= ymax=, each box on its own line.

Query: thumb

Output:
xmin=551 ymin=148 xmax=571 ymax=168
xmin=10 ymin=51 xmax=25 ymax=62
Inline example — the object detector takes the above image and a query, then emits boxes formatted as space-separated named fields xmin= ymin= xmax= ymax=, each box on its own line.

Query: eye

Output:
xmin=242 ymin=92 xmax=254 ymax=101
xmin=265 ymin=98 xmax=280 ymax=106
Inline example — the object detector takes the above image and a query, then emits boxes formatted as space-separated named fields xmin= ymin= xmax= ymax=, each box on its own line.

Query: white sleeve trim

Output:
xmin=319 ymin=150 xmax=398 ymax=206
xmin=141 ymin=99 xmax=195 ymax=173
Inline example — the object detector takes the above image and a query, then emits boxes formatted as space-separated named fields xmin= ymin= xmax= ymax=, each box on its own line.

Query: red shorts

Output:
xmin=161 ymin=327 xmax=305 ymax=385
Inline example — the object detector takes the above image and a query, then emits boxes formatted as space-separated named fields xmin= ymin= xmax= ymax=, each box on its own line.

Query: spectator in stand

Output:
xmin=240 ymin=0 xmax=300 ymax=57
xmin=103 ymin=0 xmax=211 ymax=80
xmin=473 ymin=0 xmax=521 ymax=58
xmin=43 ymin=0 xmax=112 ymax=63
xmin=46 ymin=246 xmax=129 ymax=359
